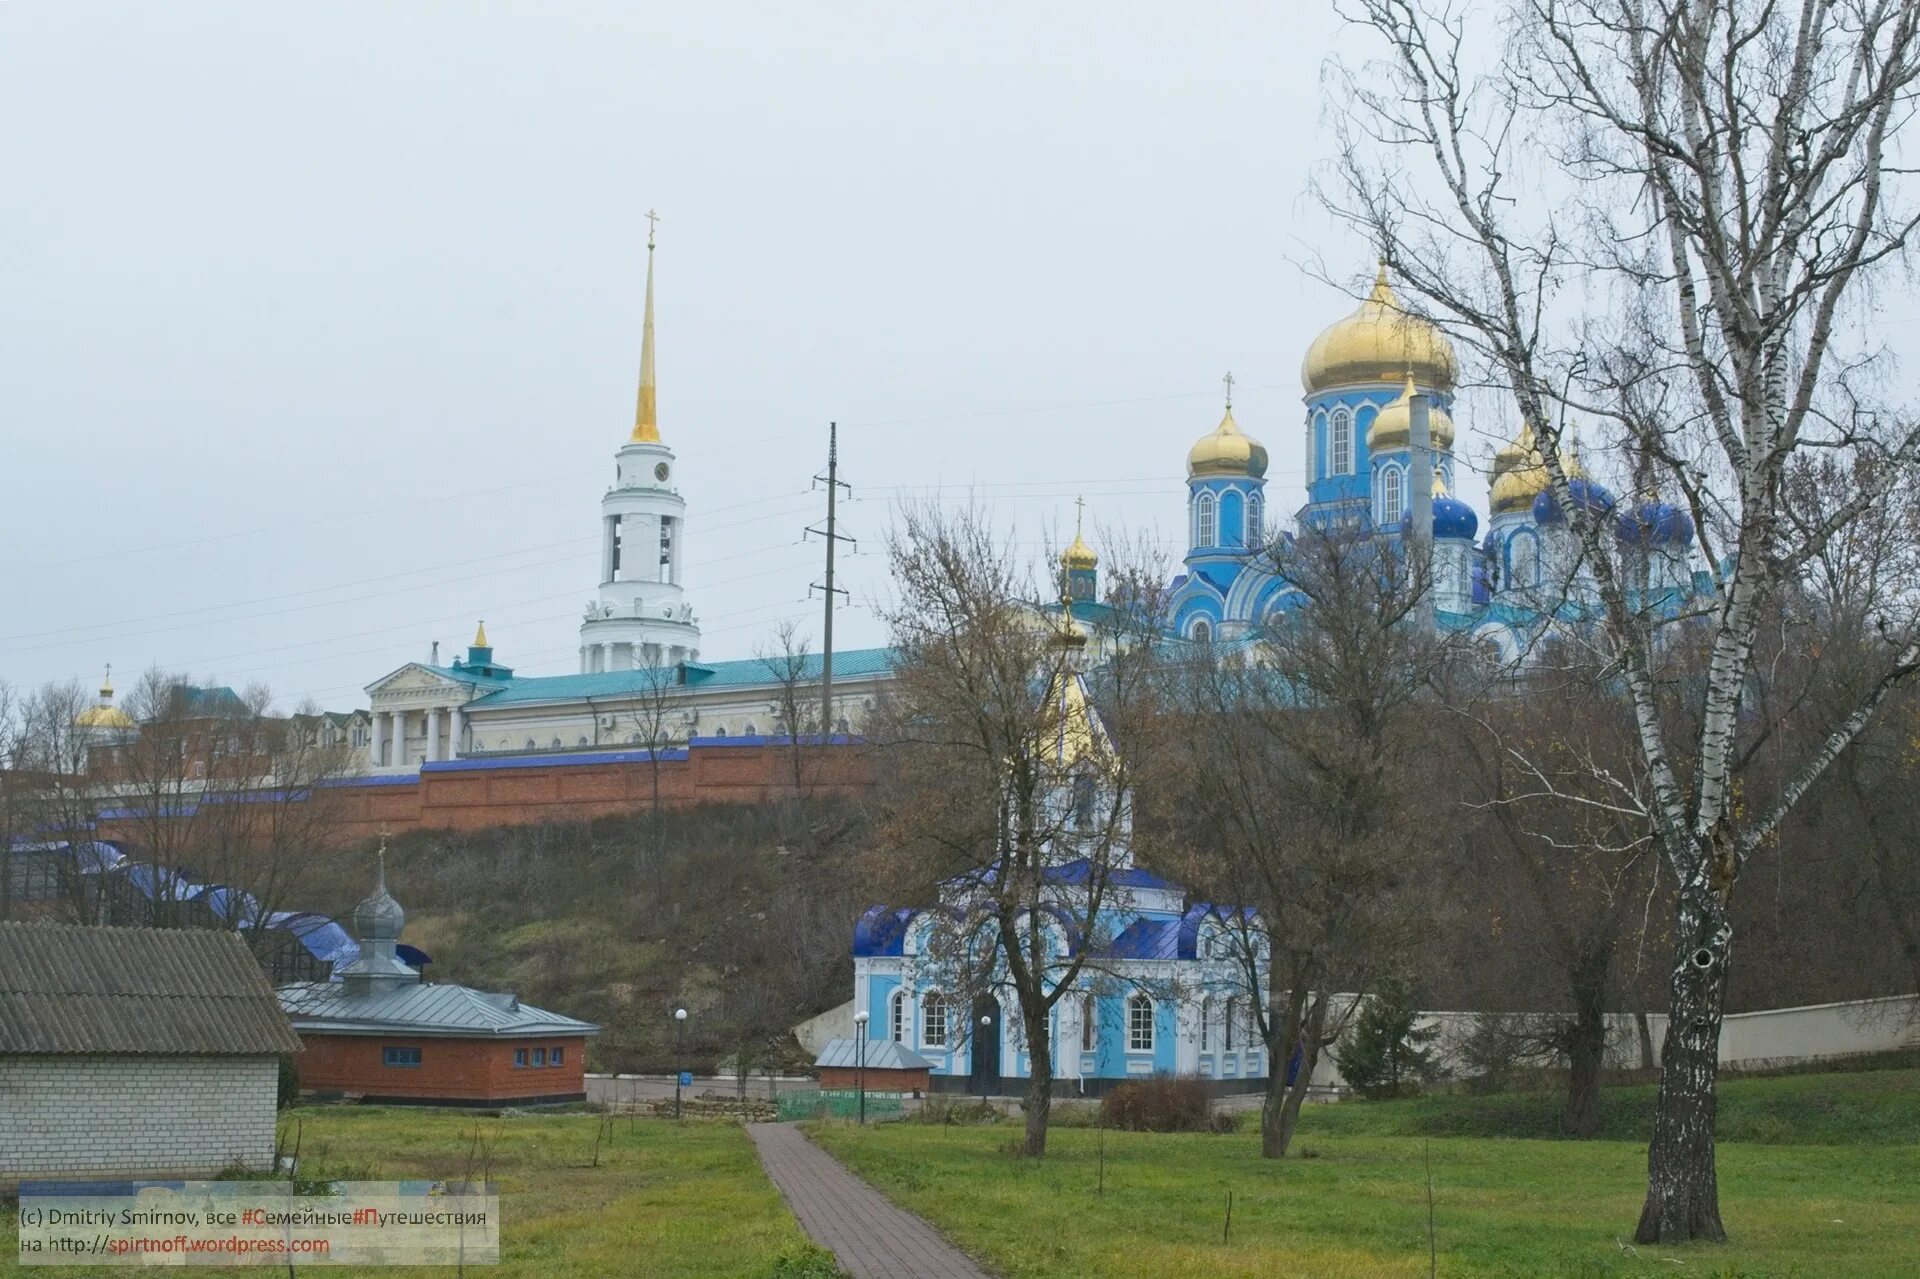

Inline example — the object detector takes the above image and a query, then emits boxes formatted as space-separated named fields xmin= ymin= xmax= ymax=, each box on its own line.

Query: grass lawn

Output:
xmin=808 ymin=1069 xmax=1920 ymax=1278
xmin=0 ymin=1108 xmax=826 ymax=1279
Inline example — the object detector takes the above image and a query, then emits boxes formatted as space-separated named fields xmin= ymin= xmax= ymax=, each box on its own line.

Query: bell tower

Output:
xmin=580 ymin=212 xmax=702 ymax=672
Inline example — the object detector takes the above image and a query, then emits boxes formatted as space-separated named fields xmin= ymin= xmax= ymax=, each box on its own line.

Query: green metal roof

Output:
xmin=463 ymin=647 xmax=896 ymax=708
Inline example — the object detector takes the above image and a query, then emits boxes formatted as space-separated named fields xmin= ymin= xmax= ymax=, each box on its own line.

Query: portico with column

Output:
xmin=362 ymin=623 xmax=515 ymax=773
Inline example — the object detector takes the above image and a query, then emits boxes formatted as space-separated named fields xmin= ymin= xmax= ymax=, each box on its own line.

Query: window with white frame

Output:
xmin=1127 ymin=993 xmax=1154 ymax=1052
xmin=1199 ymin=997 xmax=1212 ymax=1051
xmin=1379 ymin=465 xmax=1406 ymax=528
xmin=1224 ymin=996 xmax=1237 ymax=1050
xmin=1247 ymin=492 xmax=1264 ymax=547
xmin=1194 ymin=491 xmax=1217 ymax=547
xmin=890 ymin=990 xmax=906 ymax=1043
xmin=1190 ymin=619 xmax=1212 ymax=645
xmin=1332 ymin=408 xmax=1354 ymax=475
xmin=1081 ymin=995 xmax=1097 ymax=1052
xmin=922 ymin=991 xmax=949 ymax=1048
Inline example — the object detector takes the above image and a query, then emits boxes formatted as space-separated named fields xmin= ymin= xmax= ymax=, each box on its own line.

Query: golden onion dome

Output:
xmin=1061 ymin=529 xmax=1098 ymax=571
xmin=1187 ymin=407 xmax=1269 ymax=479
xmin=1488 ymin=422 xmax=1582 ymax=515
xmin=75 ymin=670 xmax=135 ymax=730
xmin=1301 ymin=263 xmax=1458 ymax=394
xmin=1366 ymin=376 xmax=1456 ymax=453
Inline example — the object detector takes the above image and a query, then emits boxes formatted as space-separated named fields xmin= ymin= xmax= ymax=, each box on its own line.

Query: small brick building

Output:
xmin=813 ymin=1039 xmax=933 ymax=1096
xmin=279 ymin=860 xmax=596 ymax=1105
xmin=0 ymin=921 xmax=302 ymax=1189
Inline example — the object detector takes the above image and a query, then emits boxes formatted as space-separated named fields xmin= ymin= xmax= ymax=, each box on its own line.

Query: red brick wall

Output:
xmin=93 ymin=742 xmax=876 ymax=847
xmin=817 ymin=1066 xmax=929 ymax=1094
xmin=295 ymin=1034 xmax=587 ymax=1102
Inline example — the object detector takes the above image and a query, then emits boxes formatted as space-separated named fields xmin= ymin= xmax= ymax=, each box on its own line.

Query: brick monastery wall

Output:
xmin=0 ymin=1055 xmax=278 ymax=1185
xmin=95 ymin=741 xmax=875 ymax=846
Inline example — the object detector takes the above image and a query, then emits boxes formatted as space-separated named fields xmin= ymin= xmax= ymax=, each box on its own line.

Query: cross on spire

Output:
xmin=1222 ymin=371 xmax=1235 ymax=409
xmin=646 ymin=208 xmax=659 ymax=250
xmin=1074 ymin=494 xmax=1086 ymax=537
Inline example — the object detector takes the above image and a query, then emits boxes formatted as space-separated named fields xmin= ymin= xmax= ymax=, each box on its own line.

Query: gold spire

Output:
xmin=473 ymin=619 xmax=489 ymax=648
xmin=630 ymin=210 xmax=661 ymax=444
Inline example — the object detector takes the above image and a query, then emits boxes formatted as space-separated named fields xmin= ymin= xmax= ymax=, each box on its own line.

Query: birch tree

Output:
xmin=1326 ymin=0 xmax=1920 ymax=1243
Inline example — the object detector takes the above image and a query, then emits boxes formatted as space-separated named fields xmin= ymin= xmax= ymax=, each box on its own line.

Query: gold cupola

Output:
xmin=1061 ymin=529 xmax=1098 ymax=572
xmin=1489 ymin=422 xmax=1569 ymax=515
xmin=1301 ymin=262 xmax=1458 ymax=394
xmin=1365 ymin=375 xmax=1456 ymax=453
xmin=74 ymin=665 xmax=136 ymax=731
xmin=1187 ymin=407 xmax=1269 ymax=479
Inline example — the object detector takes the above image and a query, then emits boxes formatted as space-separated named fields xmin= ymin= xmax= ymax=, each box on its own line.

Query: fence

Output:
xmin=776 ymin=1088 xmax=907 ymax=1122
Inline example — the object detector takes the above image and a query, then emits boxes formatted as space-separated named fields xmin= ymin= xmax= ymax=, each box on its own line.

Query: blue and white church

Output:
xmin=850 ymin=591 xmax=1273 ymax=1097
xmin=1169 ymin=264 xmax=1704 ymax=660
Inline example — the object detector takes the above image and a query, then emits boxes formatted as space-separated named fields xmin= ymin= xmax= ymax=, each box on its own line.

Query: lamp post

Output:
xmin=978 ymin=1013 xmax=993 ymax=1103
xmin=673 ymin=1007 xmax=688 ymax=1120
xmin=852 ymin=1010 xmax=869 ymax=1125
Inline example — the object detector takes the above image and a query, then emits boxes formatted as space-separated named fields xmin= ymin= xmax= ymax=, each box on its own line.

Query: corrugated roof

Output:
xmin=813 ymin=1038 xmax=935 ymax=1070
xmin=463 ymin=647 xmax=896 ymax=708
xmin=0 ymin=921 xmax=302 ymax=1056
xmin=277 ymin=981 xmax=598 ymax=1038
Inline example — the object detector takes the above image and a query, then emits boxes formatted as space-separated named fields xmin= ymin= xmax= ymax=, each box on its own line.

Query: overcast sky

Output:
xmin=2 ymin=1 xmax=1499 ymax=709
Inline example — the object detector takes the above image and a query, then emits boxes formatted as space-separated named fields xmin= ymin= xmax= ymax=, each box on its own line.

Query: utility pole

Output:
xmin=807 ymin=423 xmax=855 ymax=743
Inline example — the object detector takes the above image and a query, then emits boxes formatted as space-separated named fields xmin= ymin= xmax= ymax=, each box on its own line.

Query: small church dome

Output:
xmin=1431 ymin=487 xmax=1479 ymax=542
xmin=1301 ymin=263 xmax=1457 ymax=394
xmin=1366 ymin=375 xmax=1456 ymax=453
xmin=352 ymin=858 xmax=406 ymax=942
xmin=1614 ymin=500 xmax=1695 ymax=548
xmin=1490 ymin=423 xmax=1550 ymax=515
xmin=1533 ymin=477 xmax=1617 ymax=525
xmin=1187 ymin=407 xmax=1269 ymax=479
xmin=1061 ymin=530 xmax=1098 ymax=572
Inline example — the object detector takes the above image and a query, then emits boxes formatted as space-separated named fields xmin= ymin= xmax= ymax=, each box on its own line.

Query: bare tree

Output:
xmin=6 ymin=681 xmax=115 ymax=923
xmin=626 ymin=650 xmax=692 ymax=875
xmin=871 ymin=502 xmax=1168 ymax=1157
xmin=1326 ymin=0 xmax=1920 ymax=1242
xmin=1159 ymin=523 xmax=1450 ymax=1157
xmin=757 ymin=620 xmax=826 ymax=847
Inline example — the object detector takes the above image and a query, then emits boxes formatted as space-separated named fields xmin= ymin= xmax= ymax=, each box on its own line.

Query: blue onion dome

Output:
xmin=1533 ymin=477 xmax=1617 ymax=525
xmin=1427 ymin=474 xmax=1478 ymax=540
xmin=1614 ymin=500 xmax=1695 ymax=548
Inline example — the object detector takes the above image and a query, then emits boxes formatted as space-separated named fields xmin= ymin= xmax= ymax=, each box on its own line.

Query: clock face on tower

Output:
xmin=654 ymin=462 xmax=670 ymax=482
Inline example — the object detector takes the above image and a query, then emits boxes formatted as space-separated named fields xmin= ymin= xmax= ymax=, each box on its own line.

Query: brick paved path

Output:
xmin=747 ymin=1123 xmax=993 ymax=1279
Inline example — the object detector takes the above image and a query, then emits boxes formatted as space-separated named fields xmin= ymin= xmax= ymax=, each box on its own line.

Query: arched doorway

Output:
xmin=969 ymin=995 xmax=1002 ymax=1096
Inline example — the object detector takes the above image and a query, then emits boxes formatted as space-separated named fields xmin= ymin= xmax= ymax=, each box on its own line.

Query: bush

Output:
xmin=910 ymin=1096 xmax=1001 ymax=1125
xmin=1099 ymin=1077 xmax=1216 ymax=1132
xmin=1336 ymin=982 xmax=1439 ymax=1100
xmin=1208 ymin=1108 xmax=1242 ymax=1134
xmin=760 ymin=1242 xmax=848 ymax=1278
xmin=1046 ymin=1100 xmax=1102 ymax=1128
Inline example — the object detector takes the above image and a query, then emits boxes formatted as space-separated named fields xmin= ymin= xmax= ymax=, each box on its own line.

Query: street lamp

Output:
xmin=978 ymin=1013 xmax=993 ymax=1103
xmin=673 ymin=1008 xmax=688 ymax=1120
xmin=852 ymin=1010 xmax=870 ymax=1125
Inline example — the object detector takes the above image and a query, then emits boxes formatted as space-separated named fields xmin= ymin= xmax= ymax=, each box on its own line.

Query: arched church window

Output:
xmin=1510 ymin=531 xmax=1539 ymax=588
xmin=524 ymin=739 xmax=537 ymax=752
xmin=744 ymin=722 xmax=757 ymax=736
xmin=549 ymin=737 xmax=563 ymax=751
xmin=1248 ymin=492 xmax=1264 ymax=548
xmin=1190 ymin=619 xmax=1212 ymax=645
xmin=1379 ymin=465 xmax=1406 ymax=528
xmin=1194 ymin=492 xmax=1217 ymax=548
xmin=1224 ymin=996 xmax=1237 ymax=1051
xmin=1199 ymin=996 xmax=1212 ymax=1052
xmin=577 ymin=736 xmax=589 ymax=747
xmin=1127 ymin=993 xmax=1155 ymax=1052
xmin=1081 ymin=995 xmax=1097 ymax=1052
xmin=889 ymin=990 xmax=906 ymax=1043
xmin=922 ymin=992 xmax=949 ymax=1049
xmin=1072 ymin=773 xmax=1097 ymax=829
xmin=1332 ymin=408 xmax=1354 ymax=476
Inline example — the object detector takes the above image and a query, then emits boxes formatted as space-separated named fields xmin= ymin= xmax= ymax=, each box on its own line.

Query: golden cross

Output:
xmin=646 ymin=208 xmax=660 ymax=249
xmin=1074 ymin=494 xmax=1085 ymax=537
xmin=1222 ymin=371 xmax=1235 ymax=409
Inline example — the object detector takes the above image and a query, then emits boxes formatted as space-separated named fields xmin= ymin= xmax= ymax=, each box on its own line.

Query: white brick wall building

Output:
xmin=0 ymin=1055 xmax=280 ymax=1183
xmin=0 ymin=921 xmax=302 ymax=1190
